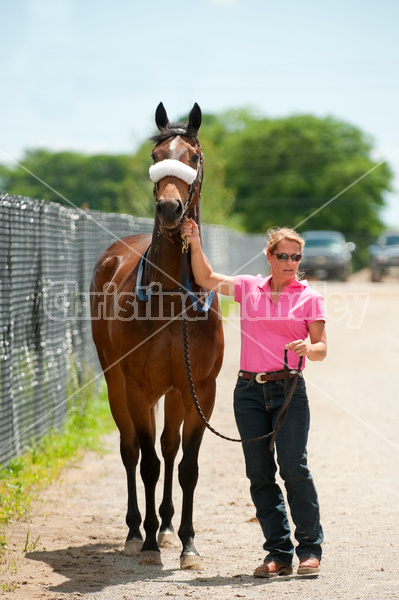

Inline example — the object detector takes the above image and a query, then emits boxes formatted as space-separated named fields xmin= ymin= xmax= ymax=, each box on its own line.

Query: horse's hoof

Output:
xmin=139 ymin=550 xmax=162 ymax=566
xmin=180 ymin=553 xmax=203 ymax=570
xmin=124 ymin=538 xmax=143 ymax=557
xmin=158 ymin=529 xmax=179 ymax=548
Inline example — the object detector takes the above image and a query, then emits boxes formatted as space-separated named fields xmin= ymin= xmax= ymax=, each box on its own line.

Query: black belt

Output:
xmin=238 ymin=369 xmax=301 ymax=383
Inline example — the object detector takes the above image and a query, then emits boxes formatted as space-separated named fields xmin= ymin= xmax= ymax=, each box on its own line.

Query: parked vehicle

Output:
xmin=369 ymin=231 xmax=399 ymax=282
xmin=300 ymin=230 xmax=355 ymax=281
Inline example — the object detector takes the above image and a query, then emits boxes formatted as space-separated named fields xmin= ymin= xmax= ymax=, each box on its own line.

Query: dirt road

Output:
xmin=2 ymin=280 xmax=399 ymax=599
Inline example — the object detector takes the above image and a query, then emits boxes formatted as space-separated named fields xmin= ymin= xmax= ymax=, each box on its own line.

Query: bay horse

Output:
xmin=90 ymin=103 xmax=224 ymax=569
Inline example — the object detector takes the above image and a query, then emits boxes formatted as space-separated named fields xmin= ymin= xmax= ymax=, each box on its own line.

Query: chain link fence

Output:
xmin=0 ymin=193 xmax=266 ymax=465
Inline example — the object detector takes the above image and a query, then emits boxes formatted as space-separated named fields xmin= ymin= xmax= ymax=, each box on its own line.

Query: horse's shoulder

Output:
xmin=114 ymin=234 xmax=152 ymax=269
xmin=92 ymin=234 xmax=151 ymax=290
xmin=92 ymin=253 xmax=120 ymax=291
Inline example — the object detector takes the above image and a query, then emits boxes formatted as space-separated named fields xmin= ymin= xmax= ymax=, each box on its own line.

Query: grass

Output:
xmin=0 ymin=374 xmax=114 ymax=557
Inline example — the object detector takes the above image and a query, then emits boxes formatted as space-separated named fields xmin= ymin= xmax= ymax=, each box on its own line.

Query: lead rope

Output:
xmin=181 ymin=246 xmax=303 ymax=450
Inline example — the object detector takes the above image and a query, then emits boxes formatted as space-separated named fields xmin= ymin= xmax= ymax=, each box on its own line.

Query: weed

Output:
xmin=22 ymin=526 xmax=40 ymax=553
xmin=1 ymin=582 xmax=19 ymax=592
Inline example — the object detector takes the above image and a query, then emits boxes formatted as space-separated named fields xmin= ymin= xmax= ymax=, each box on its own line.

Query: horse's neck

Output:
xmin=147 ymin=208 xmax=200 ymax=288
xmin=147 ymin=230 xmax=181 ymax=288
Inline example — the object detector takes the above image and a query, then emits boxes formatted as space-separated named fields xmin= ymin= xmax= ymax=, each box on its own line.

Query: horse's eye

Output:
xmin=151 ymin=152 xmax=156 ymax=161
xmin=192 ymin=154 xmax=200 ymax=163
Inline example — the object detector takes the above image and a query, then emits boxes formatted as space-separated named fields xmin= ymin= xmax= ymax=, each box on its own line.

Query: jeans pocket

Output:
xmin=235 ymin=376 xmax=253 ymax=392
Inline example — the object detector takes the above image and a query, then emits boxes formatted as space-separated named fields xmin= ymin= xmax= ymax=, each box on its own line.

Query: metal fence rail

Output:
xmin=0 ymin=193 xmax=266 ymax=465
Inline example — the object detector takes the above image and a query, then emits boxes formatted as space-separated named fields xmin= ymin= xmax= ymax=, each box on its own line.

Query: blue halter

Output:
xmin=136 ymin=249 xmax=214 ymax=313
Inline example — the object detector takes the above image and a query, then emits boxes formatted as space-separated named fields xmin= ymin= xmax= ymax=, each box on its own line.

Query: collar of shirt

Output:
xmin=257 ymin=275 xmax=309 ymax=292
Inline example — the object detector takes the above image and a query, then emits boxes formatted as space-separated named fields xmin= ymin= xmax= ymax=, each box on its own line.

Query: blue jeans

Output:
xmin=233 ymin=375 xmax=323 ymax=566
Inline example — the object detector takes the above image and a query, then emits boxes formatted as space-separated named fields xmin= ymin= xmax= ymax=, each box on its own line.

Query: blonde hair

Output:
xmin=265 ymin=227 xmax=304 ymax=255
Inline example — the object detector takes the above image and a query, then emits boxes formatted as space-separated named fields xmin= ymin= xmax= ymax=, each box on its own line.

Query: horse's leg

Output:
xmin=178 ymin=379 xmax=216 ymax=570
xmin=158 ymin=390 xmax=185 ymax=548
xmin=126 ymin=386 xmax=162 ymax=565
xmin=120 ymin=434 xmax=143 ymax=556
xmin=99 ymin=351 xmax=143 ymax=556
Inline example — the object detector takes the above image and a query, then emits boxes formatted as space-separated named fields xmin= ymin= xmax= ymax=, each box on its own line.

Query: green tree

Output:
xmin=120 ymin=141 xmax=156 ymax=218
xmin=205 ymin=110 xmax=393 ymax=267
xmin=0 ymin=150 xmax=145 ymax=214
xmin=1 ymin=110 xmax=393 ymax=270
xmin=0 ymin=141 xmax=234 ymax=225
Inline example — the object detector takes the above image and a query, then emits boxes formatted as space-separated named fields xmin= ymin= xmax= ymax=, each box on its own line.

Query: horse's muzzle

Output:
xmin=156 ymin=198 xmax=183 ymax=228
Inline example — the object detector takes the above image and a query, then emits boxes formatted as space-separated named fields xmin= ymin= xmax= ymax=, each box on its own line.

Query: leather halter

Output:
xmin=136 ymin=134 xmax=212 ymax=312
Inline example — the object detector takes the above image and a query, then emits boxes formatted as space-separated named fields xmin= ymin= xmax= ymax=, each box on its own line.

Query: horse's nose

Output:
xmin=156 ymin=199 xmax=183 ymax=225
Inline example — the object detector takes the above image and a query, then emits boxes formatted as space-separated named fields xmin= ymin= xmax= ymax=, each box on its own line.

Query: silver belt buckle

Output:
xmin=255 ymin=372 xmax=266 ymax=383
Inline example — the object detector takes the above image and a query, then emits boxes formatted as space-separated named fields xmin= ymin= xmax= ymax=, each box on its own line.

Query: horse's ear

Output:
xmin=155 ymin=102 xmax=169 ymax=131
xmin=188 ymin=103 xmax=202 ymax=134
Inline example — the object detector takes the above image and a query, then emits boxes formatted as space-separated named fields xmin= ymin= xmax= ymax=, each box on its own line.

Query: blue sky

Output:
xmin=1 ymin=0 xmax=398 ymax=226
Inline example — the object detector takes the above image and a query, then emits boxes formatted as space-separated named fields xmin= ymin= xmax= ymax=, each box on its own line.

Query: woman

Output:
xmin=181 ymin=221 xmax=327 ymax=578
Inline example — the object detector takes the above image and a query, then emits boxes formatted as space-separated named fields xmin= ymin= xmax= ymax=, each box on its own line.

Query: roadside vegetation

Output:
xmin=0 ymin=377 xmax=114 ymax=565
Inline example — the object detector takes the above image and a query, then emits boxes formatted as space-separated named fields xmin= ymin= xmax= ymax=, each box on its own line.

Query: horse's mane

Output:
xmin=151 ymin=122 xmax=200 ymax=145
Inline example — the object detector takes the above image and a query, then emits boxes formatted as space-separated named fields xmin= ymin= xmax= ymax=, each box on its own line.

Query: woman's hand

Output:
xmin=286 ymin=339 xmax=309 ymax=357
xmin=180 ymin=218 xmax=200 ymax=247
xmin=286 ymin=321 xmax=327 ymax=362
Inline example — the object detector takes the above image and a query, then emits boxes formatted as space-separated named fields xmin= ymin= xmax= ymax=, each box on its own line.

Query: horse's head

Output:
xmin=150 ymin=103 xmax=203 ymax=231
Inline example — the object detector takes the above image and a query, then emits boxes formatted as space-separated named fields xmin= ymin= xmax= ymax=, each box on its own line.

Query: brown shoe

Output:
xmin=297 ymin=557 xmax=320 ymax=575
xmin=254 ymin=560 xmax=293 ymax=578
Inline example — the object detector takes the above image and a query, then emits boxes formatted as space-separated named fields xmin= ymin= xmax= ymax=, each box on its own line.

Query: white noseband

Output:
xmin=149 ymin=159 xmax=197 ymax=185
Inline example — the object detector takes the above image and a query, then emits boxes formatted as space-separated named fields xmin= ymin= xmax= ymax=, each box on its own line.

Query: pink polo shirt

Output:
xmin=234 ymin=275 xmax=326 ymax=372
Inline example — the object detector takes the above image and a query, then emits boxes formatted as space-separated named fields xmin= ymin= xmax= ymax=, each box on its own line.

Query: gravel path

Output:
xmin=2 ymin=280 xmax=399 ymax=600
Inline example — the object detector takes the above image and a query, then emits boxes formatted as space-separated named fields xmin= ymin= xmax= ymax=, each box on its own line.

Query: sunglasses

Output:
xmin=271 ymin=252 xmax=302 ymax=262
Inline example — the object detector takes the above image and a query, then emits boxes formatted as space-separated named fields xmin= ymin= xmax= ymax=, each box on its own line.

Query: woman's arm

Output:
xmin=181 ymin=218 xmax=235 ymax=296
xmin=285 ymin=320 xmax=327 ymax=362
